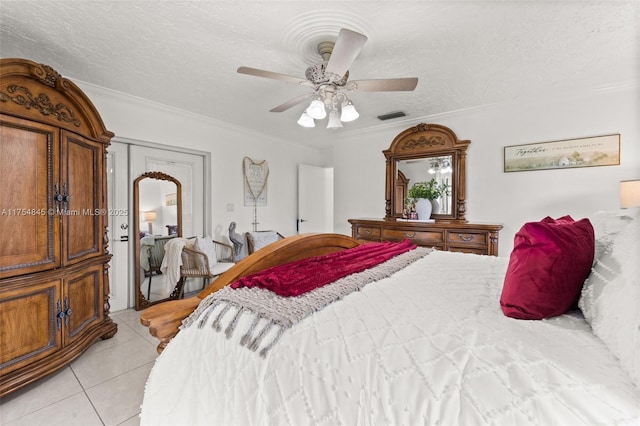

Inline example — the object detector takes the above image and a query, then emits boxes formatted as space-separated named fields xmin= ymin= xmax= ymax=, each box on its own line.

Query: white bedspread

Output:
xmin=141 ymin=251 xmax=640 ymax=425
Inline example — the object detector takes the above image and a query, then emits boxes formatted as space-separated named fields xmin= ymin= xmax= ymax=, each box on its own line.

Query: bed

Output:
xmin=139 ymin=210 xmax=640 ymax=425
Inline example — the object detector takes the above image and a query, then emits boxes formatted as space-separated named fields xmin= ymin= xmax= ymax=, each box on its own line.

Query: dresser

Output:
xmin=0 ymin=59 xmax=117 ymax=396
xmin=353 ymin=123 xmax=502 ymax=256
xmin=349 ymin=219 xmax=502 ymax=256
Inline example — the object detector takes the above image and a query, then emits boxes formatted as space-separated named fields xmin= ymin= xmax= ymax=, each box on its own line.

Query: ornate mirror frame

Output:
xmin=384 ymin=123 xmax=470 ymax=222
xmin=134 ymin=171 xmax=183 ymax=310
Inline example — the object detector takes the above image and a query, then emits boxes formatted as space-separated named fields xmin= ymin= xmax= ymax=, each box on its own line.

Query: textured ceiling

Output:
xmin=1 ymin=1 xmax=638 ymax=149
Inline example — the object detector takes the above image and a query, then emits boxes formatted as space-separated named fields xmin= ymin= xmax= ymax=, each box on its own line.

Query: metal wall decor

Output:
xmin=243 ymin=157 xmax=269 ymax=231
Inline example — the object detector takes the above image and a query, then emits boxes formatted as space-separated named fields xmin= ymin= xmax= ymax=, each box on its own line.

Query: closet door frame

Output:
xmin=109 ymin=137 xmax=210 ymax=310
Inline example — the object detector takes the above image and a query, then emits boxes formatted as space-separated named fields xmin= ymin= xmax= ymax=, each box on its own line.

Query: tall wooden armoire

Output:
xmin=0 ymin=58 xmax=118 ymax=396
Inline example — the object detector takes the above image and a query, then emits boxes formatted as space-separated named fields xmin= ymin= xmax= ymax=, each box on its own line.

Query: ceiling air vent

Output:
xmin=377 ymin=111 xmax=406 ymax=121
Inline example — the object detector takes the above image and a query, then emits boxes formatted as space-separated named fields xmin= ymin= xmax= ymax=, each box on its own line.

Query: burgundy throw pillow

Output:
xmin=500 ymin=215 xmax=595 ymax=320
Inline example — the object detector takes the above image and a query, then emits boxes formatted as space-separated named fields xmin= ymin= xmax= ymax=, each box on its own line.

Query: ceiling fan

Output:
xmin=237 ymin=28 xmax=418 ymax=128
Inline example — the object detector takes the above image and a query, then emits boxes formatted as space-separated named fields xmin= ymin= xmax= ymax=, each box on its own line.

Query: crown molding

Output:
xmin=75 ymin=77 xmax=638 ymax=149
xmin=75 ymin=79 xmax=314 ymax=150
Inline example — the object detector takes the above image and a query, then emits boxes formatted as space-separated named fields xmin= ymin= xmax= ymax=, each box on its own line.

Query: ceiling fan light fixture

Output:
xmin=340 ymin=100 xmax=359 ymax=122
xmin=297 ymin=112 xmax=315 ymax=128
xmin=327 ymin=109 xmax=343 ymax=129
xmin=306 ymin=98 xmax=327 ymax=119
xmin=237 ymin=28 xmax=418 ymax=130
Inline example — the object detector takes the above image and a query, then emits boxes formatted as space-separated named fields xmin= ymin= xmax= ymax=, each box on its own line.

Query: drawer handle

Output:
xmin=403 ymin=231 xmax=416 ymax=238
xmin=364 ymin=229 xmax=372 ymax=234
xmin=458 ymin=233 xmax=474 ymax=242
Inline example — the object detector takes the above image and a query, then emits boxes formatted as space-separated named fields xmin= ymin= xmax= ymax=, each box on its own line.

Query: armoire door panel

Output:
xmin=0 ymin=116 xmax=60 ymax=279
xmin=64 ymin=265 xmax=102 ymax=344
xmin=0 ymin=279 xmax=62 ymax=373
xmin=61 ymin=131 xmax=102 ymax=265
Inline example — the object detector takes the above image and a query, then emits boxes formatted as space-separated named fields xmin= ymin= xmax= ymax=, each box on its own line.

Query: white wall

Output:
xmin=78 ymin=82 xmax=331 ymax=242
xmin=79 ymin=80 xmax=639 ymax=258
xmin=332 ymin=83 xmax=640 ymax=256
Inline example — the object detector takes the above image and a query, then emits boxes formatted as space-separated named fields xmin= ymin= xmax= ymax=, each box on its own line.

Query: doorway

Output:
xmin=297 ymin=164 xmax=334 ymax=233
xmin=106 ymin=140 xmax=209 ymax=311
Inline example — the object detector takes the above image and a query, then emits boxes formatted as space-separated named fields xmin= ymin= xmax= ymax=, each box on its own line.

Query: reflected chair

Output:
xmin=179 ymin=237 xmax=236 ymax=295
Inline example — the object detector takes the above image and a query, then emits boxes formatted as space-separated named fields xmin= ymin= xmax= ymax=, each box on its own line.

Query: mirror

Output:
xmin=384 ymin=123 xmax=469 ymax=221
xmin=134 ymin=171 xmax=183 ymax=310
xmin=396 ymin=155 xmax=454 ymax=215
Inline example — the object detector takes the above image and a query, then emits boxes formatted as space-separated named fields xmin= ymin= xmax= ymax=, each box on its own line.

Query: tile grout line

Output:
xmin=70 ymin=363 xmax=107 ymax=426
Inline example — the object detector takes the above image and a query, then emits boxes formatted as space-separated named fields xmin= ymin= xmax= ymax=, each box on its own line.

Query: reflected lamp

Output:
xmin=144 ymin=210 xmax=157 ymax=234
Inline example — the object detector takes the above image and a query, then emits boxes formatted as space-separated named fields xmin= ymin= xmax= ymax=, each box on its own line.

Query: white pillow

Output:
xmin=195 ymin=236 xmax=217 ymax=272
xmin=589 ymin=209 xmax=636 ymax=262
xmin=579 ymin=209 xmax=640 ymax=388
xmin=247 ymin=231 xmax=281 ymax=252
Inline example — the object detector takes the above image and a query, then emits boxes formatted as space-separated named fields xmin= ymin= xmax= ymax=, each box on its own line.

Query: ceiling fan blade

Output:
xmin=350 ymin=77 xmax=419 ymax=92
xmin=237 ymin=66 xmax=312 ymax=86
xmin=269 ymin=93 xmax=314 ymax=112
xmin=324 ymin=29 xmax=368 ymax=78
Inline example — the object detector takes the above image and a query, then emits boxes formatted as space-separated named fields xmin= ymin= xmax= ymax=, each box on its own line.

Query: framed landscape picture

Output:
xmin=504 ymin=134 xmax=620 ymax=172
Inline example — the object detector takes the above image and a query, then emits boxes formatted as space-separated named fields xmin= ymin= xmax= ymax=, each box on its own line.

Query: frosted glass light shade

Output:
xmin=297 ymin=112 xmax=315 ymax=128
xmin=306 ymin=99 xmax=326 ymax=119
xmin=340 ymin=102 xmax=359 ymax=122
xmin=327 ymin=109 xmax=343 ymax=129
xmin=620 ymin=180 xmax=640 ymax=208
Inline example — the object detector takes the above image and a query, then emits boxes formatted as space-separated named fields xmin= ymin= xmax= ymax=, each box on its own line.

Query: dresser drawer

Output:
xmin=382 ymin=228 xmax=444 ymax=245
xmin=449 ymin=246 xmax=488 ymax=255
xmin=355 ymin=226 xmax=381 ymax=241
xmin=446 ymin=231 xmax=487 ymax=247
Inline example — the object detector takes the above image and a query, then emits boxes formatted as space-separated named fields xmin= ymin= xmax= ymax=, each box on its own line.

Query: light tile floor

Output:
xmin=0 ymin=309 xmax=159 ymax=426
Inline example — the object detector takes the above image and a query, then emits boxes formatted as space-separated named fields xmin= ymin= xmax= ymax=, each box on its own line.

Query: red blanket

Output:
xmin=230 ymin=239 xmax=417 ymax=296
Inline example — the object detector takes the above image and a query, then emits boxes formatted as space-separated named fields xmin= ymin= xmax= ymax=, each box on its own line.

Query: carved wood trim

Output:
xmin=0 ymin=85 xmax=81 ymax=127
xmin=0 ymin=58 xmax=114 ymax=143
